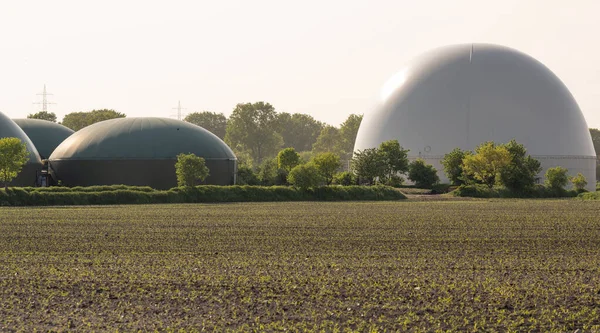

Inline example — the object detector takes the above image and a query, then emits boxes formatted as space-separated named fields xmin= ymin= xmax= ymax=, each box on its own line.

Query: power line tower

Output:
xmin=171 ymin=100 xmax=187 ymax=120
xmin=33 ymin=84 xmax=56 ymax=112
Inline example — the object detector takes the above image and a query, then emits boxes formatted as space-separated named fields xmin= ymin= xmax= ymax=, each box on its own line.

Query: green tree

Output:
xmin=288 ymin=163 xmax=323 ymax=190
xmin=62 ymin=109 xmax=126 ymax=131
xmin=441 ymin=148 xmax=471 ymax=185
xmin=462 ymin=142 xmax=511 ymax=188
xmin=275 ymin=113 xmax=324 ymax=152
xmin=590 ymin=128 xmax=600 ymax=156
xmin=184 ymin=111 xmax=227 ymax=139
xmin=224 ymin=102 xmax=283 ymax=165
xmin=351 ymin=148 xmax=386 ymax=185
xmin=175 ymin=153 xmax=210 ymax=187
xmin=408 ymin=159 xmax=440 ymax=188
xmin=499 ymin=139 xmax=542 ymax=192
xmin=0 ymin=137 xmax=30 ymax=189
xmin=236 ymin=165 xmax=260 ymax=185
xmin=335 ymin=114 xmax=363 ymax=160
xmin=277 ymin=148 xmax=301 ymax=172
xmin=570 ymin=173 xmax=587 ymax=191
xmin=27 ymin=111 xmax=57 ymax=122
xmin=590 ymin=128 xmax=600 ymax=181
xmin=312 ymin=126 xmax=340 ymax=155
xmin=257 ymin=158 xmax=280 ymax=186
xmin=312 ymin=152 xmax=342 ymax=185
xmin=378 ymin=140 xmax=409 ymax=183
xmin=545 ymin=166 xmax=569 ymax=190
xmin=332 ymin=171 xmax=356 ymax=186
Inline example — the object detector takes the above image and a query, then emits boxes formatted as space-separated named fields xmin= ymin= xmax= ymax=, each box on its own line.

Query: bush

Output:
xmin=453 ymin=184 xmax=579 ymax=198
xmin=579 ymin=191 xmax=600 ymax=200
xmin=0 ymin=185 xmax=407 ymax=206
xmin=408 ymin=159 xmax=439 ymax=188
xmin=288 ymin=163 xmax=323 ymax=190
xmin=431 ymin=183 xmax=451 ymax=194
xmin=236 ymin=165 xmax=260 ymax=185
xmin=175 ymin=153 xmax=209 ymax=187
xmin=257 ymin=158 xmax=278 ymax=186
xmin=312 ymin=152 xmax=342 ymax=185
xmin=332 ymin=172 xmax=355 ymax=186
xmin=385 ymin=175 xmax=405 ymax=188
xmin=544 ymin=166 xmax=569 ymax=190
xmin=570 ymin=173 xmax=587 ymax=191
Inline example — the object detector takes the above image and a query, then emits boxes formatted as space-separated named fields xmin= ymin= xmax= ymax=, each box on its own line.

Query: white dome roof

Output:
xmin=355 ymin=43 xmax=596 ymax=158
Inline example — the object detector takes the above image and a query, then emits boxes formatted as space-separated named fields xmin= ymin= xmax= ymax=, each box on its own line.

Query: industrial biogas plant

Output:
xmin=354 ymin=43 xmax=597 ymax=191
xmin=0 ymin=115 xmax=237 ymax=189
xmin=0 ymin=43 xmax=597 ymax=191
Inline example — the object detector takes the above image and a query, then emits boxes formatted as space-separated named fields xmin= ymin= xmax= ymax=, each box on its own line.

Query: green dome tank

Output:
xmin=49 ymin=117 xmax=237 ymax=189
xmin=12 ymin=119 xmax=74 ymax=159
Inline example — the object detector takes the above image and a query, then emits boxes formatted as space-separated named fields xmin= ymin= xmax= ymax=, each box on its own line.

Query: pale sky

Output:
xmin=1 ymin=0 xmax=599 ymax=128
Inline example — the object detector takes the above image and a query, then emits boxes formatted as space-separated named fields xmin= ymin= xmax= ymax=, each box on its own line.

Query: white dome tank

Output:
xmin=354 ymin=43 xmax=596 ymax=190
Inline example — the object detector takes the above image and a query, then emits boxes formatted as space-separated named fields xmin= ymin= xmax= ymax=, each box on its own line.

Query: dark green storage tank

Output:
xmin=0 ymin=112 xmax=43 ymax=186
xmin=12 ymin=119 xmax=74 ymax=159
xmin=48 ymin=117 xmax=237 ymax=189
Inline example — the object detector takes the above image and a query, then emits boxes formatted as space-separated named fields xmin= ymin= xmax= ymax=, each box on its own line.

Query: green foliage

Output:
xmin=579 ymin=191 xmax=600 ymax=200
xmin=275 ymin=113 xmax=324 ymax=152
xmin=408 ymin=159 xmax=439 ymax=188
xmin=312 ymin=125 xmax=340 ymax=155
xmin=441 ymin=148 xmax=471 ymax=185
xmin=499 ymin=139 xmax=542 ymax=193
xmin=0 ymin=185 xmax=406 ymax=206
xmin=462 ymin=141 xmax=511 ymax=188
xmin=351 ymin=148 xmax=386 ymax=185
xmin=257 ymin=158 xmax=279 ymax=186
xmin=332 ymin=171 xmax=356 ymax=186
xmin=184 ymin=111 xmax=227 ymax=139
xmin=590 ymin=128 xmax=600 ymax=156
xmin=378 ymin=140 xmax=409 ymax=182
xmin=61 ymin=109 xmax=126 ymax=131
xmin=454 ymin=184 xmax=579 ymax=198
xmin=384 ymin=174 xmax=405 ymax=188
xmin=544 ymin=166 xmax=569 ymax=190
xmin=430 ymin=183 xmax=452 ymax=194
xmin=27 ymin=111 xmax=57 ymax=122
xmin=174 ymin=153 xmax=210 ymax=187
xmin=297 ymin=151 xmax=314 ymax=164
xmin=224 ymin=102 xmax=283 ymax=165
xmin=335 ymin=114 xmax=363 ymax=160
xmin=288 ymin=163 xmax=323 ymax=190
xmin=0 ymin=137 xmax=30 ymax=189
xmin=236 ymin=165 xmax=260 ymax=185
xmin=312 ymin=152 xmax=341 ymax=185
xmin=570 ymin=173 xmax=588 ymax=191
xmin=277 ymin=147 xmax=301 ymax=172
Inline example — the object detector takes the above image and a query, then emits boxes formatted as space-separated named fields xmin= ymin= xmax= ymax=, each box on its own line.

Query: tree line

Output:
xmin=28 ymin=102 xmax=363 ymax=170
xmin=27 ymin=107 xmax=600 ymax=183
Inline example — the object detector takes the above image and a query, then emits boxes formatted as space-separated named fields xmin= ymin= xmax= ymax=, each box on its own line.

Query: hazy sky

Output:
xmin=1 ymin=0 xmax=599 ymax=128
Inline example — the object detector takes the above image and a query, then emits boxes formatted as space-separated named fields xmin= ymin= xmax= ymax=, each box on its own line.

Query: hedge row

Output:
xmin=578 ymin=191 xmax=600 ymax=200
xmin=0 ymin=185 xmax=406 ymax=206
xmin=18 ymin=185 xmax=155 ymax=193
xmin=453 ymin=184 xmax=580 ymax=198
